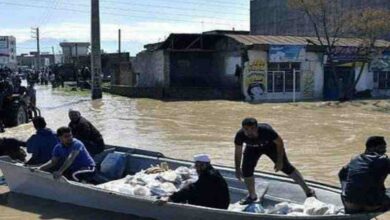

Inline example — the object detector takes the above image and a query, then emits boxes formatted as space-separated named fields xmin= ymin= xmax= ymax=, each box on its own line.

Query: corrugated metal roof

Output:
xmin=225 ymin=34 xmax=390 ymax=47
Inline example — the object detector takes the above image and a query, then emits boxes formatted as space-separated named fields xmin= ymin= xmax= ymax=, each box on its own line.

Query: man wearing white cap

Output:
xmin=156 ymin=154 xmax=230 ymax=209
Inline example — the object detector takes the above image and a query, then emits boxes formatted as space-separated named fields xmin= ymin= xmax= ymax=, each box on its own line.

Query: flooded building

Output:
xmin=17 ymin=52 xmax=59 ymax=68
xmin=250 ymin=0 xmax=390 ymax=40
xmin=0 ymin=36 xmax=17 ymax=69
xmin=60 ymin=42 xmax=90 ymax=64
xmin=124 ymin=1 xmax=390 ymax=101
xmin=127 ymin=31 xmax=390 ymax=101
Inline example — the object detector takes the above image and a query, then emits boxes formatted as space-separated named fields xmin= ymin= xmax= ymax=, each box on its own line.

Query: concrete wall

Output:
xmin=212 ymin=38 xmax=243 ymax=88
xmin=132 ymin=50 xmax=167 ymax=88
xmin=355 ymin=65 xmax=373 ymax=92
xmin=244 ymin=49 xmax=324 ymax=101
xmin=302 ymin=52 xmax=324 ymax=99
xmin=250 ymin=0 xmax=390 ymax=40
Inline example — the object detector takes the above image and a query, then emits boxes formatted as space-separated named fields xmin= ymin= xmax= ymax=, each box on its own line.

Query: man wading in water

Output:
xmin=234 ymin=118 xmax=316 ymax=205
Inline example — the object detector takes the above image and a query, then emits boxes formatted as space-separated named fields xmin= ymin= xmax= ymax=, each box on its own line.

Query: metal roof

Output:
xmin=225 ymin=34 xmax=390 ymax=47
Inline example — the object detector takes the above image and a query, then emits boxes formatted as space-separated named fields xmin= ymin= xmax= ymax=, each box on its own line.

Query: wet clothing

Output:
xmin=52 ymin=138 xmax=95 ymax=173
xmin=169 ymin=166 xmax=230 ymax=209
xmin=26 ymin=128 xmax=59 ymax=165
xmin=234 ymin=124 xmax=295 ymax=177
xmin=339 ymin=153 xmax=390 ymax=213
xmin=69 ymin=117 xmax=104 ymax=156
xmin=0 ymin=138 xmax=26 ymax=161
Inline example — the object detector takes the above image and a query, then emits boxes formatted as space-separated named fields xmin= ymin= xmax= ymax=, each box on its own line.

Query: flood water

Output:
xmin=1 ymin=84 xmax=390 ymax=219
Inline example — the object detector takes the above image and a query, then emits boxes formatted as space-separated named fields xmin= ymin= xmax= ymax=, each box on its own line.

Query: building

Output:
xmin=0 ymin=36 xmax=17 ymax=69
xmin=250 ymin=0 xmax=390 ymax=39
xmin=126 ymin=31 xmax=390 ymax=101
xmin=17 ymin=52 xmax=59 ymax=69
xmin=60 ymin=42 xmax=90 ymax=64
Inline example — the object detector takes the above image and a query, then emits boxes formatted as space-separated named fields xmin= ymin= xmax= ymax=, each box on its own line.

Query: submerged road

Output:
xmin=1 ymin=84 xmax=389 ymax=219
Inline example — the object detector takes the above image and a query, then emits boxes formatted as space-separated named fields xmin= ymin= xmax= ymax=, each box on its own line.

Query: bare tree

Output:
xmin=345 ymin=8 xmax=390 ymax=99
xmin=288 ymin=0 xmax=390 ymax=100
xmin=288 ymin=0 xmax=349 ymax=99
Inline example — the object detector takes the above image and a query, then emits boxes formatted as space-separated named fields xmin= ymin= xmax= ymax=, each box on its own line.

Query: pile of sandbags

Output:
xmin=96 ymin=165 xmax=198 ymax=198
xmin=229 ymin=197 xmax=344 ymax=216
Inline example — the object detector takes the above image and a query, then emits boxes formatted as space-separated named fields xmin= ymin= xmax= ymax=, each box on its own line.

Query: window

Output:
xmin=374 ymin=71 xmax=390 ymax=89
xmin=268 ymin=62 xmax=301 ymax=93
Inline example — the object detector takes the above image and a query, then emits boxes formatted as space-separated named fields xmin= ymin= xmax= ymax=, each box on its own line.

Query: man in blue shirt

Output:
xmin=26 ymin=117 xmax=59 ymax=165
xmin=339 ymin=136 xmax=390 ymax=214
xmin=39 ymin=127 xmax=96 ymax=182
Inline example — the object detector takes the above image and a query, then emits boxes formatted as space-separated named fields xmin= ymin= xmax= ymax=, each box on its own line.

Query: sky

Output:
xmin=0 ymin=0 xmax=250 ymax=56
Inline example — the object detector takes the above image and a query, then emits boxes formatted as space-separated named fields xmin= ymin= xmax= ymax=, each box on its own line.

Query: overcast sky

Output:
xmin=0 ymin=0 xmax=249 ymax=56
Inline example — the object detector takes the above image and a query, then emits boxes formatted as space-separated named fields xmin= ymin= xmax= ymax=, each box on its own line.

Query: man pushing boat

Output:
xmin=234 ymin=117 xmax=316 ymax=205
xmin=38 ymin=126 xmax=96 ymax=182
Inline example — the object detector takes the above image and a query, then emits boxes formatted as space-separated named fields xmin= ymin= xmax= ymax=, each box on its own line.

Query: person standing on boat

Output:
xmin=39 ymin=127 xmax=96 ymax=182
xmin=234 ymin=118 xmax=315 ymax=205
xmin=339 ymin=136 xmax=390 ymax=214
xmin=156 ymin=154 xmax=230 ymax=209
xmin=68 ymin=109 xmax=105 ymax=156
xmin=26 ymin=116 xmax=59 ymax=165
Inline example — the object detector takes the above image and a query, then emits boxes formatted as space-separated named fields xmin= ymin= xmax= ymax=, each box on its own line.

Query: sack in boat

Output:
xmin=175 ymin=167 xmax=191 ymax=180
xmin=304 ymin=197 xmax=336 ymax=215
xmin=150 ymin=182 xmax=177 ymax=197
xmin=118 ymin=185 xmax=134 ymax=196
xmin=244 ymin=204 xmax=266 ymax=213
xmin=158 ymin=171 xmax=180 ymax=183
xmin=133 ymin=186 xmax=151 ymax=197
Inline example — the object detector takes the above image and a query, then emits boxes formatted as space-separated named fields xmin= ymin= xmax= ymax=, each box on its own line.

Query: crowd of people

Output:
xmin=0 ymin=115 xmax=389 ymax=214
xmin=25 ymin=67 xmax=65 ymax=88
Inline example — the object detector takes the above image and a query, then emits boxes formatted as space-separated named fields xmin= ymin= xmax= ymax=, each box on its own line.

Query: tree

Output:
xmin=288 ymin=1 xmax=390 ymax=100
xmin=288 ymin=0 xmax=350 ymax=99
xmin=346 ymin=8 xmax=390 ymax=99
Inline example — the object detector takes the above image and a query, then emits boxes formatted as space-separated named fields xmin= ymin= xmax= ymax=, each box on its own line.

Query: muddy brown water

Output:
xmin=0 ymin=85 xmax=389 ymax=219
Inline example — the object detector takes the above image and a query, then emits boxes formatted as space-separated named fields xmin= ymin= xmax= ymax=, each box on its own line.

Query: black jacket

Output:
xmin=170 ymin=166 xmax=230 ymax=209
xmin=0 ymin=138 xmax=27 ymax=161
xmin=339 ymin=153 xmax=390 ymax=206
xmin=69 ymin=116 xmax=103 ymax=143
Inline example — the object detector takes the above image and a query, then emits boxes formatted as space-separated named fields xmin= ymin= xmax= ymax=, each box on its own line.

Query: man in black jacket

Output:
xmin=157 ymin=154 xmax=230 ymax=209
xmin=339 ymin=136 xmax=390 ymax=214
xmin=0 ymin=137 xmax=26 ymax=162
xmin=68 ymin=109 xmax=104 ymax=156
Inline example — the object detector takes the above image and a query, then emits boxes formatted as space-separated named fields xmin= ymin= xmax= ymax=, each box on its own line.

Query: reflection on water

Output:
xmin=1 ymin=85 xmax=390 ymax=219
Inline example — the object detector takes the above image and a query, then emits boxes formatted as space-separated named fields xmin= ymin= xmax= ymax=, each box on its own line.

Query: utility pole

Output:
xmin=118 ymin=29 xmax=121 ymax=54
xmin=31 ymin=27 xmax=40 ymax=71
xmin=91 ymin=0 xmax=102 ymax=99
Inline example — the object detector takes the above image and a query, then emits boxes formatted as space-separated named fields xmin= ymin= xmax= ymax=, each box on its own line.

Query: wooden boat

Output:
xmin=0 ymin=145 xmax=383 ymax=220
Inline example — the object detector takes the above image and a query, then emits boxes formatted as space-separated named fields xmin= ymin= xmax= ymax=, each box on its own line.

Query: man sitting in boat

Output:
xmin=234 ymin=118 xmax=315 ymax=205
xmin=0 ymin=137 xmax=26 ymax=162
xmin=25 ymin=116 xmax=59 ymax=165
xmin=156 ymin=154 xmax=230 ymax=209
xmin=68 ymin=109 xmax=105 ymax=156
xmin=339 ymin=136 xmax=390 ymax=214
xmin=39 ymin=126 xmax=96 ymax=182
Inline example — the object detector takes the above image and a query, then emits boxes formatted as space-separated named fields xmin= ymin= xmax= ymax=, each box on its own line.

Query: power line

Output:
xmin=32 ymin=0 xmax=248 ymax=18
xmin=37 ymin=0 xmax=63 ymax=27
xmin=61 ymin=0 xmax=248 ymax=22
xmin=101 ymin=0 xmax=249 ymax=9
xmin=0 ymin=1 xmax=247 ymax=27
xmin=100 ymin=0 xmax=249 ymax=16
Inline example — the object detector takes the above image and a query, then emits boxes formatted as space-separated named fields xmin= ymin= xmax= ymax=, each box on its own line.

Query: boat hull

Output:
xmin=0 ymin=150 xmax=380 ymax=220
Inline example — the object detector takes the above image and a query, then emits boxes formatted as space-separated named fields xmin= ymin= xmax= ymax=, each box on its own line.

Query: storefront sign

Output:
xmin=243 ymin=59 xmax=267 ymax=102
xmin=371 ymin=51 xmax=390 ymax=71
xmin=332 ymin=46 xmax=365 ymax=62
xmin=269 ymin=45 xmax=305 ymax=63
